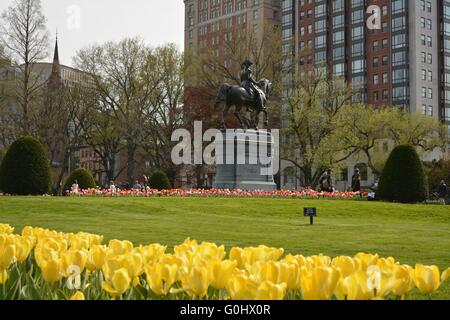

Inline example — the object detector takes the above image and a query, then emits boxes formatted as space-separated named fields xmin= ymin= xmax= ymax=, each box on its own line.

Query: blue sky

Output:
xmin=0 ymin=0 xmax=185 ymax=66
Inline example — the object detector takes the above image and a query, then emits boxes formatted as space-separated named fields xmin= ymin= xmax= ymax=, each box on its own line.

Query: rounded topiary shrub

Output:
xmin=0 ymin=136 xmax=51 ymax=195
xmin=64 ymin=168 xmax=96 ymax=192
xmin=377 ymin=145 xmax=428 ymax=203
xmin=150 ymin=171 xmax=171 ymax=190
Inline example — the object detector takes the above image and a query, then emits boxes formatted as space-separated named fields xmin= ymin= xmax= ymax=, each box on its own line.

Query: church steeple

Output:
xmin=48 ymin=32 xmax=62 ymax=89
xmin=53 ymin=32 xmax=59 ymax=62
xmin=51 ymin=32 xmax=61 ymax=75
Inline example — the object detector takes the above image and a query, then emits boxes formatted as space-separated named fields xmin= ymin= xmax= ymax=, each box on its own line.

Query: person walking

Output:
xmin=320 ymin=169 xmax=334 ymax=193
xmin=351 ymin=168 xmax=362 ymax=193
xmin=438 ymin=180 xmax=448 ymax=204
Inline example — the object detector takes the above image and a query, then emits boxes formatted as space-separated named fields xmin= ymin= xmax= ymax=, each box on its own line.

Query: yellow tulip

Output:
xmin=0 ymin=224 xmax=14 ymax=234
xmin=414 ymin=264 xmax=441 ymax=294
xmin=282 ymin=254 xmax=310 ymax=268
xmin=354 ymin=253 xmax=379 ymax=271
xmin=442 ymin=268 xmax=450 ymax=283
xmin=278 ymin=262 xmax=301 ymax=290
xmin=182 ymin=266 xmax=209 ymax=298
xmin=332 ymin=256 xmax=360 ymax=278
xmin=251 ymin=261 xmax=299 ymax=290
xmin=308 ymin=254 xmax=331 ymax=268
xmin=376 ymin=257 xmax=397 ymax=273
xmin=229 ymin=247 xmax=244 ymax=268
xmin=103 ymin=268 xmax=131 ymax=298
xmin=230 ymin=246 xmax=284 ymax=271
xmin=300 ymin=267 xmax=341 ymax=300
xmin=69 ymin=291 xmax=85 ymax=300
xmin=335 ymin=272 xmax=372 ymax=300
xmin=126 ymin=252 xmax=144 ymax=286
xmin=145 ymin=263 xmax=178 ymax=295
xmin=226 ymin=274 xmax=259 ymax=300
xmin=135 ymin=244 xmax=166 ymax=264
xmin=41 ymin=258 xmax=63 ymax=283
xmin=14 ymin=236 xmax=33 ymax=263
xmin=0 ymin=243 xmax=16 ymax=269
xmin=392 ymin=265 xmax=415 ymax=298
xmin=0 ymin=268 xmax=8 ymax=284
xmin=108 ymin=240 xmax=133 ymax=255
xmin=365 ymin=266 xmax=396 ymax=298
xmin=86 ymin=245 xmax=107 ymax=271
xmin=62 ymin=250 xmax=88 ymax=276
xmin=256 ymin=281 xmax=287 ymax=300
xmin=209 ymin=259 xmax=237 ymax=289
xmin=198 ymin=242 xmax=225 ymax=261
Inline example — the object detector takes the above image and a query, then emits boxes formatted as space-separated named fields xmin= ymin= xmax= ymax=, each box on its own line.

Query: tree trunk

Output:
xmin=126 ymin=141 xmax=136 ymax=185
xmin=54 ymin=148 xmax=70 ymax=195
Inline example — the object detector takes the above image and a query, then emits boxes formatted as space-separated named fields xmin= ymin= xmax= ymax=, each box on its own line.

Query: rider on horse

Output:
xmin=239 ymin=60 xmax=264 ymax=112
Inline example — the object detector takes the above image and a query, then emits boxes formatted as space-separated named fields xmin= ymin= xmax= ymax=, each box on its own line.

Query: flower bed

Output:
xmin=66 ymin=188 xmax=368 ymax=200
xmin=0 ymin=223 xmax=448 ymax=300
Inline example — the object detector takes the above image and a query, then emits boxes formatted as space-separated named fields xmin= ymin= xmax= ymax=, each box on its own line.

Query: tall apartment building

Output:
xmin=184 ymin=0 xmax=281 ymax=63
xmin=281 ymin=0 xmax=450 ymax=189
xmin=283 ymin=0 xmax=449 ymax=133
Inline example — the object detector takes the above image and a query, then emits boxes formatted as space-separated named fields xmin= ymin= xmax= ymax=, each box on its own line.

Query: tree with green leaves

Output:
xmin=0 ymin=136 xmax=51 ymax=195
xmin=332 ymin=104 xmax=448 ymax=177
xmin=281 ymin=68 xmax=354 ymax=188
xmin=378 ymin=145 xmax=428 ymax=203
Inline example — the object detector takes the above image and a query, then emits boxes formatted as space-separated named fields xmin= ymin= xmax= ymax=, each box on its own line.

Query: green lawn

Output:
xmin=0 ymin=196 xmax=449 ymax=299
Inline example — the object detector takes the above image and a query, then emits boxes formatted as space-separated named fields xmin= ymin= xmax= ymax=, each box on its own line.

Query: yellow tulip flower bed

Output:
xmin=0 ymin=223 xmax=449 ymax=300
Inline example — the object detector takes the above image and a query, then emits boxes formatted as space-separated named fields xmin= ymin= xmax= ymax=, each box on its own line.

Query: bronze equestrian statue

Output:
xmin=214 ymin=60 xmax=271 ymax=130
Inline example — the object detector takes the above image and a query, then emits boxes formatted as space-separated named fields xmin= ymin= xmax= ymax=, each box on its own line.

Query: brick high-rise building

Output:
xmin=184 ymin=0 xmax=281 ymax=55
xmin=282 ymin=0 xmax=449 ymax=133
xmin=281 ymin=0 xmax=450 ymax=189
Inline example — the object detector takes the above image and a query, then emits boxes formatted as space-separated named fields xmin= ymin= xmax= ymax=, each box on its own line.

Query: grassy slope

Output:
xmin=0 ymin=196 xmax=449 ymax=299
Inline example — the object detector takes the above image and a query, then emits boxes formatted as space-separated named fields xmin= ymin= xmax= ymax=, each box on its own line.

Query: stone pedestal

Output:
xmin=213 ymin=130 xmax=277 ymax=191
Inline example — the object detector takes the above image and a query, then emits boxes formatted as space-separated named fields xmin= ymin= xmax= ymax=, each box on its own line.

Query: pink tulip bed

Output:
xmin=63 ymin=188 xmax=368 ymax=200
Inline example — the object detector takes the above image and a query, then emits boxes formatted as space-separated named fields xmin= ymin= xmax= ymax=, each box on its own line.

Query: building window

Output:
xmin=421 ymin=34 xmax=426 ymax=46
xmin=373 ymin=74 xmax=379 ymax=85
xmin=373 ymin=40 xmax=379 ymax=52
xmin=422 ymin=104 xmax=427 ymax=115
xmin=373 ymin=57 xmax=379 ymax=68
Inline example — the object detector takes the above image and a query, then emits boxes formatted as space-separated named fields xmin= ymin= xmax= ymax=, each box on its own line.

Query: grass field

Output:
xmin=0 ymin=196 xmax=449 ymax=299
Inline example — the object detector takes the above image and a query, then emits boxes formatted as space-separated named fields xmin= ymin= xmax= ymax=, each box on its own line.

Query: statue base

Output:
xmin=213 ymin=130 xmax=277 ymax=191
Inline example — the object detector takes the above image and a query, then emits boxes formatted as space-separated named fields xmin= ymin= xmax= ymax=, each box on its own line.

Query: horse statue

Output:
xmin=213 ymin=78 xmax=271 ymax=130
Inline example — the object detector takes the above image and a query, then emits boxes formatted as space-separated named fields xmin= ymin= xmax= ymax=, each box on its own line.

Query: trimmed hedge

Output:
xmin=64 ymin=168 xmax=96 ymax=192
xmin=378 ymin=145 xmax=428 ymax=203
xmin=0 ymin=136 xmax=51 ymax=195
xmin=150 ymin=171 xmax=171 ymax=191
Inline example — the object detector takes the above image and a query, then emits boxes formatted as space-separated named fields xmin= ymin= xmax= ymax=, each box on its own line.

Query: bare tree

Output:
xmin=0 ymin=46 xmax=20 ymax=153
xmin=0 ymin=0 xmax=49 ymax=134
